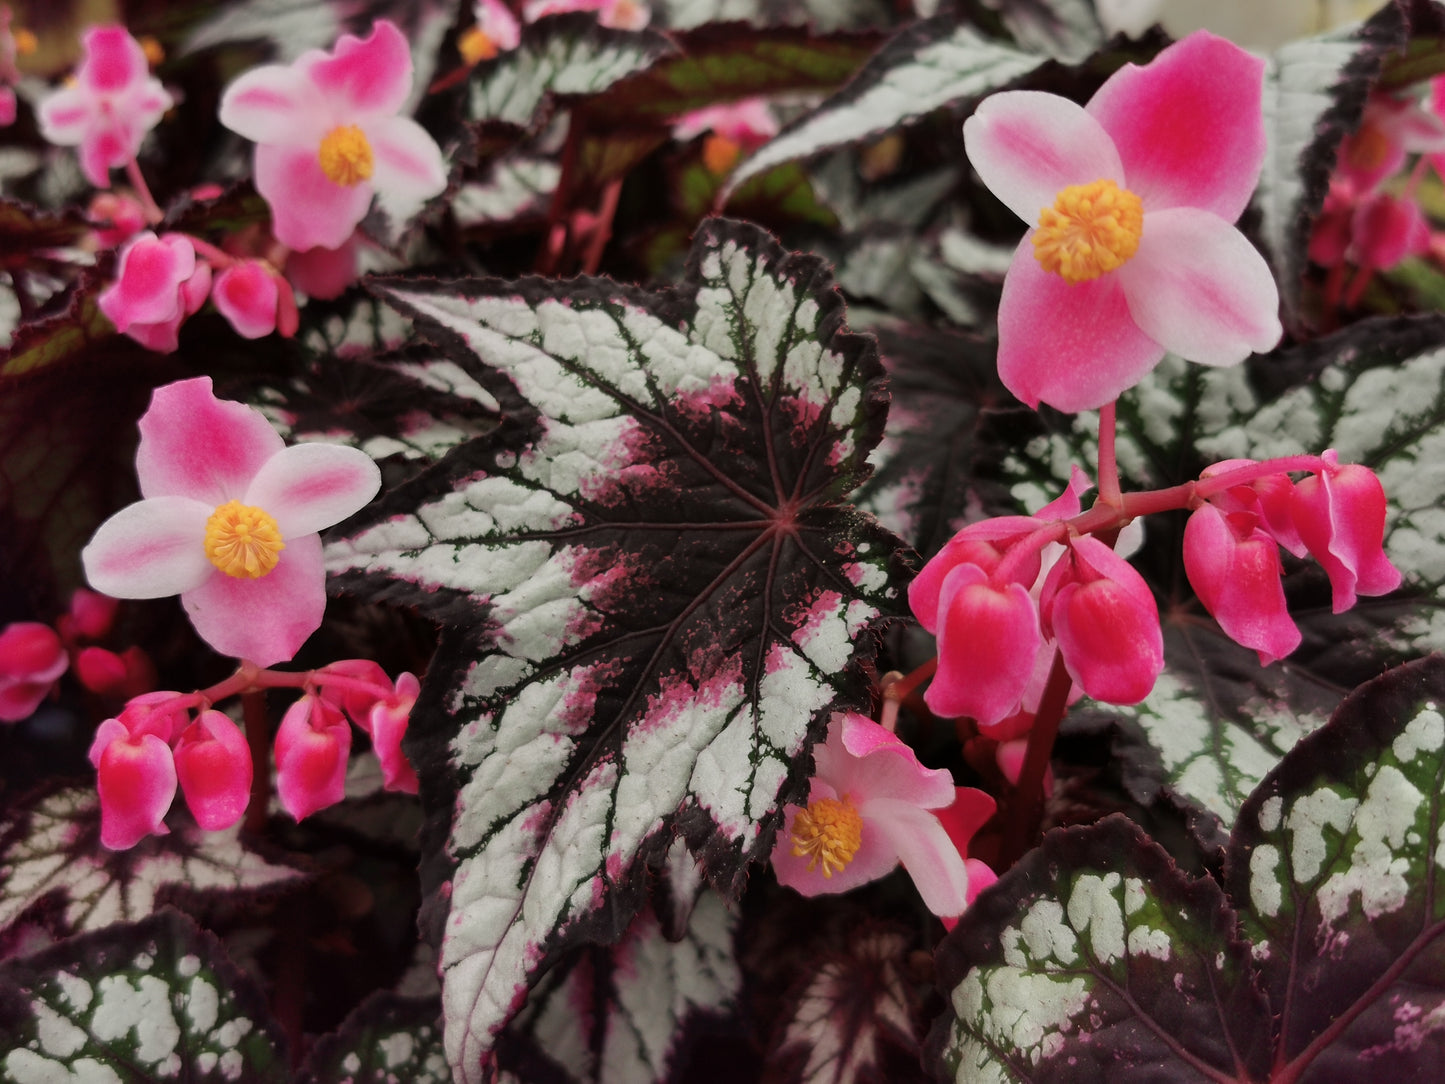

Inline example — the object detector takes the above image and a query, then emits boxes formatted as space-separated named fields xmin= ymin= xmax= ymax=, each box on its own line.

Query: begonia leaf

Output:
xmin=453 ymin=154 xmax=562 ymax=228
xmin=986 ymin=0 xmax=1104 ymax=63
xmin=725 ymin=17 xmax=1047 ymax=194
xmin=328 ymin=218 xmax=905 ymax=1077
xmin=0 ymin=199 xmax=93 ymax=352
xmin=495 ymin=888 xmax=741 ymax=1083
xmin=0 ymin=908 xmax=288 ymax=1082
xmin=768 ymin=923 xmax=927 ymax=1084
xmin=0 ymin=786 xmax=306 ymax=944
xmin=301 ymin=993 xmax=451 ymax=1084
xmin=929 ymin=814 xmax=1272 ymax=1082
xmin=654 ymin=0 xmax=893 ymax=33
xmin=582 ymin=23 xmax=882 ymax=124
xmin=1225 ymin=654 xmax=1445 ymax=1079
xmin=468 ymin=14 xmax=675 ymax=128
xmin=1256 ymin=4 xmax=1407 ymax=326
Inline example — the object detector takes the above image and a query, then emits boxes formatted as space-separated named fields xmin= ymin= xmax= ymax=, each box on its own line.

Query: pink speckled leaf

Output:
xmin=331 ymin=219 xmax=905 ymax=1079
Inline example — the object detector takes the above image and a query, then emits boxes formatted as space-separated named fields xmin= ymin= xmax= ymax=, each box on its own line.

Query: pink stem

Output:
xmin=124 ymin=159 xmax=164 ymax=225
xmin=1097 ymin=400 xmax=1122 ymax=508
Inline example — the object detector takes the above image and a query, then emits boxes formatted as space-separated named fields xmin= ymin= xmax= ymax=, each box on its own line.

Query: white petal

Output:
xmin=82 ymin=497 xmax=214 ymax=599
xmin=244 ymin=443 xmax=381 ymax=537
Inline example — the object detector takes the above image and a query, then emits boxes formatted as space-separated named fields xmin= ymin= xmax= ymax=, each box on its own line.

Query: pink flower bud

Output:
xmin=212 ymin=260 xmax=297 ymax=339
xmin=1184 ymin=503 xmax=1300 ymax=665
xmin=364 ymin=672 xmax=420 ymax=794
xmin=174 ymin=709 xmax=253 ymax=831
xmin=99 ymin=232 xmax=212 ymax=353
xmin=926 ymin=563 xmax=1042 ymax=726
xmin=1349 ymin=191 xmax=1431 ymax=271
xmin=0 ymin=622 xmax=69 ymax=722
xmin=1201 ymin=460 xmax=1304 ymax=556
xmin=64 ymin=588 xmax=121 ymax=642
xmin=908 ymin=516 xmax=1046 ymax=633
xmin=88 ymin=192 xmax=149 ymax=248
xmin=1292 ymin=451 xmax=1402 ymax=613
xmin=88 ymin=713 xmax=178 ymax=849
xmin=285 ymin=237 xmax=360 ymax=300
xmin=274 ymin=694 xmax=351 ymax=821
xmin=315 ymin=659 xmax=392 ymax=724
xmin=1040 ymin=536 xmax=1162 ymax=705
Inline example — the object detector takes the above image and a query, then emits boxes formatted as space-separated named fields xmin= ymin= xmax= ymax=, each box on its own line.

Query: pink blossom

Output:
xmin=523 ymin=0 xmax=651 ymax=30
xmin=1291 ymin=450 xmax=1401 ymax=613
xmin=59 ymin=588 xmax=121 ymax=643
xmin=88 ymin=699 xmax=183 ymax=849
xmin=173 ymin=709 xmax=252 ymax=831
xmin=81 ymin=377 xmax=381 ymax=666
xmin=1183 ymin=502 xmax=1300 ymax=665
xmin=461 ymin=0 xmax=522 ymax=64
xmin=218 ymin=21 xmax=448 ymax=252
xmin=1338 ymin=90 xmax=1445 ymax=194
xmin=962 ymin=32 xmax=1281 ymax=412
xmin=672 ymin=98 xmax=778 ymax=145
xmin=37 ymin=26 xmax=173 ymax=188
xmin=74 ymin=645 xmax=155 ymax=699
xmin=98 ymin=232 xmax=212 ymax=353
xmin=0 ymin=7 xmax=24 ymax=128
xmin=316 ymin=659 xmax=420 ymax=793
xmin=1038 ymin=535 xmax=1163 ymax=704
xmin=0 ymin=622 xmax=68 ymax=722
xmin=274 ymin=694 xmax=351 ymax=820
xmin=212 ymin=260 xmax=299 ymax=339
xmin=87 ymin=192 xmax=149 ymax=248
xmin=1348 ymin=191 xmax=1431 ymax=271
xmin=771 ymin=712 xmax=994 ymax=919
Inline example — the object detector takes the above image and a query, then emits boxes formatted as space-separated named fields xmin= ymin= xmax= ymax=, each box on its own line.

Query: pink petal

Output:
xmin=908 ymin=516 xmax=1045 ymax=631
xmin=0 ymin=623 xmax=68 ymax=682
xmin=1048 ymin=538 xmax=1163 ymax=704
xmin=36 ymin=85 xmax=93 ymax=146
xmin=769 ymin=798 xmax=902 ymax=897
xmin=213 ymin=262 xmax=281 ymax=339
xmin=0 ymin=88 xmax=13 ymax=128
xmin=864 ymin=798 xmax=970 ymax=917
xmin=100 ymin=233 xmax=195 ymax=329
xmin=368 ymin=673 xmax=420 ymax=793
xmin=79 ymin=123 xmax=134 ymax=188
xmin=820 ymin=713 xmax=956 ymax=809
xmin=0 ymin=680 xmax=57 ymax=723
xmin=122 ymin=315 xmax=188 ymax=354
xmin=1116 ymin=208 xmax=1282 ymax=367
xmin=996 ymin=238 xmax=1164 ymax=411
xmin=242 ymin=441 xmax=381 ymax=537
xmin=274 ymin=695 xmax=351 ymax=820
xmin=286 ymin=238 xmax=360 ymax=300
xmin=256 ymin=141 xmax=375 ymax=252
xmin=316 ymin=658 xmax=392 ymax=724
xmin=962 ymin=91 xmax=1124 ymax=226
xmin=1086 ymin=31 xmax=1266 ymax=221
xmin=219 ymin=62 xmax=327 ymax=145
xmin=79 ymin=26 xmax=148 ymax=94
xmin=180 ymin=532 xmax=326 ymax=666
xmin=1350 ymin=192 xmax=1432 ymax=270
xmin=174 ymin=709 xmax=253 ymax=830
xmin=82 ymin=496 xmax=215 ymax=599
xmin=1292 ymin=455 xmax=1401 ymax=613
xmin=362 ymin=115 xmax=448 ymax=219
xmin=934 ymin=786 xmax=998 ymax=852
xmin=306 ymin=20 xmax=413 ymax=118
xmin=135 ymin=377 xmax=285 ymax=504
xmin=1183 ymin=504 xmax=1300 ymax=665
xmin=964 ymin=858 xmax=997 ymax=906
xmin=96 ymin=732 xmax=176 ymax=850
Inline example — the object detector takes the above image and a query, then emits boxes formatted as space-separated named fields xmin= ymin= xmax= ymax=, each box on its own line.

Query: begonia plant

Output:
xmin=5 ymin=1 xmax=1445 ymax=1081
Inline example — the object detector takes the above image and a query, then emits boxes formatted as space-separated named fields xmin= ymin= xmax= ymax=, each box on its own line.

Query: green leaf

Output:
xmin=301 ymin=993 xmax=451 ymax=1084
xmin=0 ymin=908 xmax=288 ymax=1082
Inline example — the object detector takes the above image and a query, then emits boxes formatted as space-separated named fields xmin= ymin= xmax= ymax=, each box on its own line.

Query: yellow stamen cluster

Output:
xmin=790 ymin=796 xmax=863 ymax=877
xmin=13 ymin=28 xmax=37 ymax=56
xmin=140 ymin=36 xmax=165 ymax=67
xmin=458 ymin=26 xmax=498 ymax=66
xmin=318 ymin=125 xmax=374 ymax=187
xmin=204 ymin=500 xmax=285 ymax=579
xmin=702 ymin=134 xmax=741 ymax=176
xmin=1033 ymin=178 xmax=1145 ymax=284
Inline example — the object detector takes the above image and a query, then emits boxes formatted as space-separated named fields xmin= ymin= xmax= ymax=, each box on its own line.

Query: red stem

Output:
xmin=579 ymin=178 xmax=623 ymax=276
xmin=124 ymin=159 xmax=164 ymax=225
xmin=1097 ymin=400 xmax=1122 ymax=508
xmin=998 ymin=650 xmax=1073 ymax=867
xmin=242 ymin=689 xmax=270 ymax=835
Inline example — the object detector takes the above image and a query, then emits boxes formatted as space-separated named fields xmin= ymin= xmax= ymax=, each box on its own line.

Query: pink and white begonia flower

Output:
xmin=772 ymin=712 xmax=994 ymax=919
xmin=218 ymin=20 xmax=448 ymax=252
xmin=212 ymin=260 xmax=299 ymax=340
xmin=461 ymin=0 xmax=522 ymax=64
xmin=962 ymin=31 xmax=1282 ymax=412
xmin=274 ymin=694 xmax=352 ymax=821
xmin=173 ymin=709 xmax=253 ymax=831
xmin=99 ymin=232 xmax=212 ymax=353
xmin=1291 ymin=450 xmax=1402 ymax=613
xmin=1338 ymin=90 xmax=1445 ymax=195
xmin=37 ymin=25 xmax=173 ymax=188
xmin=0 ymin=6 xmax=24 ymax=128
xmin=523 ymin=0 xmax=651 ymax=30
xmin=0 ymin=622 xmax=69 ymax=722
xmin=1183 ymin=502 xmax=1301 ymax=665
xmin=81 ymin=377 xmax=382 ymax=667
xmin=88 ymin=698 xmax=184 ymax=849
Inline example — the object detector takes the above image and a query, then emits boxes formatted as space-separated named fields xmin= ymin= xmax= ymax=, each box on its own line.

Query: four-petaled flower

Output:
xmin=82 ymin=377 xmax=381 ymax=667
xmin=37 ymin=25 xmax=173 ymax=188
xmin=218 ymin=20 xmax=448 ymax=252
xmin=772 ymin=712 xmax=995 ymax=920
xmin=962 ymin=31 xmax=1283 ymax=412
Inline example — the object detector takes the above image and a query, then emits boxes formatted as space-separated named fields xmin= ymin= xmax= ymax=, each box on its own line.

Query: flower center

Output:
xmin=790 ymin=796 xmax=863 ymax=877
xmin=318 ymin=125 xmax=374 ymax=187
xmin=702 ymin=134 xmax=742 ymax=175
xmin=204 ymin=500 xmax=284 ymax=579
xmin=1033 ymin=178 xmax=1144 ymax=284
xmin=458 ymin=26 xmax=498 ymax=65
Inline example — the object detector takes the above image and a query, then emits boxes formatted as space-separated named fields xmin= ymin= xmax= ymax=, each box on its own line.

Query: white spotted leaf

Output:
xmin=301 ymin=994 xmax=452 ymax=1084
xmin=330 ymin=218 xmax=906 ymax=1079
xmin=0 ymin=908 xmax=288 ymax=1083
xmin=0 ymin=786 xmax=307 ymax=945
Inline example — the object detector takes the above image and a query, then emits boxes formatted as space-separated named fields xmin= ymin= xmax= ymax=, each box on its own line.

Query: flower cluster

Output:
xmin=771 ymin=712 xmax=996 ymax=920
xmin=457 ymin=0 xmax=651 ymax=67
xmin=89 ymin=664 xmax=419 ymax=850
xmin=962 ymin=31 xmax=1282 ymax=411
xmin=1185 ymin=452 xmax=1401 ymax=663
